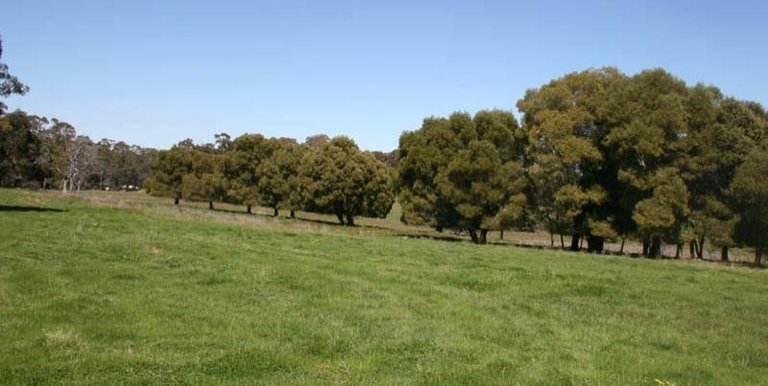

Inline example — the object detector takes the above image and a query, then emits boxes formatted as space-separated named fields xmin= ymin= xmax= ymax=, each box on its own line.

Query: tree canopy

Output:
xmin=302 ymin=136 xmax=394 ymax=226
xmin=398 ymin=110 xmax=527 ymax=243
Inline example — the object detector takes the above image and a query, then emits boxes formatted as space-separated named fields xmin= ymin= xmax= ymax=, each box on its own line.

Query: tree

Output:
xmin=35 ymin=118 xmax=77 ymax=189
xmin=517 ymin=68 xmax=623 ymax=251
xmin=0 ymin=37 xmax=29 ymax=115
xmin=631 ymin=168 xmax=689 ymax=258
xmin=62 ymin=135 xmax=97 ymax=192
xmin=305 ymin=134 xmax=330 ymax=148
xmin=676 ymin=89 xmax=761 ymax=260
xmin=436 ymin=140 xmax=527 ymax=243
xmin=257 ymin=140 xmax=306 ymax=217
xmin=303 ymin=136 xmax=394 ymax=226
xmin=181 ymin=147 xmax=226 ymax=210
xmin=225 ymin=134 xmax=275 ymax=213
xmin=397 ymin=117 xmax=461 ymax=230
xmin=730 ymin=150 xmax=768 ymax=265
xmin=371 ymin=150 xmax=398 ymax=167
xmin=145 ymin=141 xmax=194 ymax=204
xmin=0 ymin=111 xmax=43 ymax=187
xmin=397 ymin=110 xmax=527 ymax=243
xmin=603 ymin=69 xmax=692 ymax=256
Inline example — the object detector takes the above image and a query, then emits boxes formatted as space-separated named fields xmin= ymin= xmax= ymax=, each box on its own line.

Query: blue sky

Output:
xmin=2 ymin=0 xmax=766 ymax=151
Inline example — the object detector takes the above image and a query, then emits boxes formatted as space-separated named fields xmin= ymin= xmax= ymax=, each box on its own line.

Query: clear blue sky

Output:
xmin=2 ymin=0 xmax=766 ymax=151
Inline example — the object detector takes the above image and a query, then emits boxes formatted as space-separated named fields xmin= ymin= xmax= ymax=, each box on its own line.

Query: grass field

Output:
xmin=1 ymin=189 xmax=767 ymax=385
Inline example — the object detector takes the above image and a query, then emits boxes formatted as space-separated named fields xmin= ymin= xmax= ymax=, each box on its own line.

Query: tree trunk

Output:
xmin=620 ymin=238 xmax=625 ymax=254
xmin=290 ymin=210 xmax=295 ymax=218
xmin=721 ymin=246 xmax=729 ymax=262
xmin=689 ymin=240 xmax=696 ymax=259
xmin=469 ymin=229 xmax=488 ymax=244
xmin=479 ymin=229 xmax=488 ymax=244
xmin=550 ymin=233 xmax=554 ymax=248
xmin=586 ymin=235 xmax=604 ymax=254
xmin=649 ymin=236 xmax=662 ymax=258
xmin=246 ymin=205 xmax=252 ymax=214
xmin=570 ymin=233 xmax=581 ymax=251
xmin=560 ymin=233 xmax=565 ymax=249
xmin=345 ymin=213 xmax=355 ymax=226
xmin=696 ymin=237 xmax=705 ymax=259
xmin=642 ymin=239 xmax=649 ymax=256
xmin=209 ymin=201 xmax=214 ymax=210
xmin=273 ymin=207 xmax=279 ymax=217
xmin=755 ymin=248 xmax=763 ymax=266
xmin=675 ymin=243 xmax=682 ymax=259
xmin=500 ymin=229 xmax=504 ymax=240
xmin=174 ymin=196 xmax=180 ymax=205
xmin=336 ymin=212 xmax=345 ymax=225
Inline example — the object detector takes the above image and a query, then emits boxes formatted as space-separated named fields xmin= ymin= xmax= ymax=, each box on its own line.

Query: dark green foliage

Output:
xmin=730 ymin=150 xmax=768 ymax=264
xmin=92 ymin=140 xmax=158 ymax=189
xmin=181 ymin=148 xmax=226 ymax=209
xmin=145 ymin=141 xmax=194 ymax=203
xmin=517 ymin=68 xmax=622 ymax=250
xmin=398 ymin=110 xmax=527 ymax=243
xmin=516 ymin=67 xmax=768 ymax=257
xmin=0 ymin=111 xmax=43 ymax=187
xmin=224 ymin=134 xmax=275 ymax=209
xmin=302 ymin=136 xmax=394 ymax=226
xmin=631 ymin=168 xmax=689 ymax=257
xmin=257 ymin=140 xmax=306 ymax=216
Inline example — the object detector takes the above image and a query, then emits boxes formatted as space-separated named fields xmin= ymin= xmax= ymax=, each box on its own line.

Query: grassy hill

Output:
xmin=1 ymin=189 xmax=767 ymax=385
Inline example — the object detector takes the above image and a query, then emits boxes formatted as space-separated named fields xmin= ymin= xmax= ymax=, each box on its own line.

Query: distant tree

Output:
xmin=0 ymin=37 xmax=29 ymax=115
xmin=91 ymin=139 xmax=115 ymax=189
xmin=303 ymin=136 xmax=394 ymax=226
xmin=305 ymin=134 xmax=330 ymax=148
xmin=214 ymin=132 xmax=232 ymax=152
xmin=257 ymin=140 xmax=306 ymax=217
xmin=225 ymin=134 xmax=275 ymax=213
xmin=370 ymin=150 xmax=398 ymax=167
xmin=398 ymin=110 xmax=527 ymax=243
xmin=62 ymin=135 xmax=97 ymax=192
xmin=275 ymin=137 xmax=298 ymax=146
xmin=145 ymin=141 xmax=194 ymax=204
xmin=730 ymin=149 xmax=768 ymax=265
xmin=30 ymin=117 xmax=75 ymax=189
xmin=181 ymin=148 xmax=226 ymax=210
xmin=0 ymin=111 xmax=43 ymax=187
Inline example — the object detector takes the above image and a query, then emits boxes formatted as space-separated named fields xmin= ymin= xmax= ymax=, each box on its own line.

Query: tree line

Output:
xmin=0 ymin=110 xmax=158 ymax=191
xmin=2 ymin=35 xmax=766 ymax=264
xmin=144 ymin=134 xmax=395 ymax=227
xmin=399 ymin=68 xmax=768 ymax=264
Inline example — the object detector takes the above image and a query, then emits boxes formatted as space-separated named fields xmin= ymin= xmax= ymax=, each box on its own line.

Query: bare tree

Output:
xmin=62 ymin=136 xmax=97 ymax=192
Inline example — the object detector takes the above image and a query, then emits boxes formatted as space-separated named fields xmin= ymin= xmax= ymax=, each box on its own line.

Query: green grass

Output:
xmin=1 ymin=189 xmax=767 ymax=385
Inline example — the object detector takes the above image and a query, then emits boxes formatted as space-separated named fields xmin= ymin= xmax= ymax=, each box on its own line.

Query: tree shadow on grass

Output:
xmin=0 ymin=205 xmax=66 ymax=213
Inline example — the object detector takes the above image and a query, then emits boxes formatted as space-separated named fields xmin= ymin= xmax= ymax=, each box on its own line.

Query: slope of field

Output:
xmin=1 ymin=189 xmax=767 ymax=385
